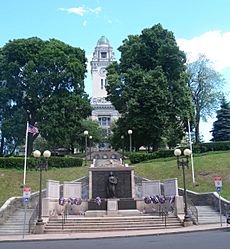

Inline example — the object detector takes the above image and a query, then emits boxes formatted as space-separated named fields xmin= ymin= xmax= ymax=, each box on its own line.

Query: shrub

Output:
xmin=0 ymin=156 xmax=83 ymax=169
xmin=129 ymin=150 xmax=174 ymax=164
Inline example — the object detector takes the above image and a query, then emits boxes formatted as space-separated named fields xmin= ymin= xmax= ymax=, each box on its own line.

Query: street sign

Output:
xmin=216 ymin=186 xmax=222 ymax=193
xmin=24 ymin=197 xmax=28 ymax=203
xmin=214 ymin=177 xmax=222 ymax=187
xmin=23 ymin=187 xmax=31 ymax=198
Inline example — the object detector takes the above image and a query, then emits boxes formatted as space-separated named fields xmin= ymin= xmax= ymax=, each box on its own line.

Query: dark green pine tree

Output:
xmin=211 ymin=97 xmax=230 ymax=141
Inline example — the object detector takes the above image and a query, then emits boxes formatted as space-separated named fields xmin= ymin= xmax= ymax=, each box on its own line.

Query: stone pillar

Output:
xmin=42 ymin=180 xmax=60 ymax=217
xmin=89 ymin=170 xmax=92 ymax=199
xmin=131 ymin=169 xmax=135 ymax=198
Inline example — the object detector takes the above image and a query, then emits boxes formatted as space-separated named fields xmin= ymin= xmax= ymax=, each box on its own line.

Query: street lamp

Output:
xmin=33 ymin=149 xmax=51 ymax=228
xmin=174 ymin=148 xmax=192 ymax=225
xmin=128 ymin=129 xmax=133 ymax=153
xmin=121 ymin=135 xmax=124 ymax=164
xmin=89 ymin=135 xmax=92 ymax=161
xmin=83 ymin=130 xmax=88 ymax=165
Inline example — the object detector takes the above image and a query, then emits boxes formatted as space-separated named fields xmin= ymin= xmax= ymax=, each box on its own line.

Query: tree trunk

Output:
xmin=27 ymin=132 xmax=39 ymax=156
xmin=195 ymin=112 xmax=200 ymax=143
xmin=0 ymin=135 xmax=4 ymax=156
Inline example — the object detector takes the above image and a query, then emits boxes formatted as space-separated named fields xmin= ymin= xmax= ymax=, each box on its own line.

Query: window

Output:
xmin=98 ymin=117 xmax=110 ymax=127
xmin=101 ymin=79 xmax=103 ymax=89
xmin=101 ymin=52 xmax=107 ymax=58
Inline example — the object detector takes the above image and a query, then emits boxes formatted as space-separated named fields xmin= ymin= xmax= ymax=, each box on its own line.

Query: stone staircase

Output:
xmin=44 ymin=214 xmax=182 ymax=233
xmin=196 ymin=206 xmax=223 ymax=224
xmin=0 ymin=208 xmax=34 ymax=235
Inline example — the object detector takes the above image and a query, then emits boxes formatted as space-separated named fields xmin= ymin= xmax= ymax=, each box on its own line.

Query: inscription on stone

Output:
xmin=142 ymin=180 xmax=161 ymax=196
xmin=107 ymin=199 xmax=118 ymax=211
xmin=46 ymin=180 xmax=60 ymax=199
xmin=163 ymin=178 xmax=178 ymax=196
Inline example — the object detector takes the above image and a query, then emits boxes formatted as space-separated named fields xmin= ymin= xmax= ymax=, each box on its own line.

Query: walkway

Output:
xmin=0 ymin=223 xmax=228 ymax=242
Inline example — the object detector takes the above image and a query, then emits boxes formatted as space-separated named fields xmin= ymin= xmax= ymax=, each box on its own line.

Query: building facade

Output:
xmin=90 ymin=36 xmax=120 ymax=138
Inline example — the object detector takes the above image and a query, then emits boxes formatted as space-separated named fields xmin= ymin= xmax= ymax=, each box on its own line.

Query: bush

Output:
xmin=193 ymin=141 xmax=230 ymax=153
xmin=129 ymin=141 xmax=230 ymax=164
xmin=0 ymin=156 xmax=83 ymax=169
xmin=129 ymin=150 xmax=174 ymax=164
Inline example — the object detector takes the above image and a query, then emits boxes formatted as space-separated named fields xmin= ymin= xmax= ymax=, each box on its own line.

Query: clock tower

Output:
xmin=90 ymin=36 xmax=120 ymax=139
xmin=90 ymin=36 xmax=115 ymax=97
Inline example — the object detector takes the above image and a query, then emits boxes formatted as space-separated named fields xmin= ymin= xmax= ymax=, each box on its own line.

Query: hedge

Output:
xmin=129 ymin=141 xmax=230 ymax=164
xmin=129 ymin=150 xmax=174 ymax=164
xmin=0 ymin=156 xmax=83 ymax=169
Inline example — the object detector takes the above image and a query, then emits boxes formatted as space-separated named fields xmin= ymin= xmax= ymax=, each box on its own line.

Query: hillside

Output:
xmin=0 ymin=150 xmax=230 ymax=207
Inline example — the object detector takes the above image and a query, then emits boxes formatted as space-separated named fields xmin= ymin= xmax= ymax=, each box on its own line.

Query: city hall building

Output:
xmin=90 ymin=36 xmax=120 ymax=138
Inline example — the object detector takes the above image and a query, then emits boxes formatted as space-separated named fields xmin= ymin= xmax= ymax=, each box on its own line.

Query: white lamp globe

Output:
xmin=184 ymin=149 xmax=192 ymax=156
xmin=33 ymin=150 xmax=41 ymax=158
xmin=128 ymin=129 xmax=133 ymax=135
xmin=174 ymin=149 xmax=182 ymax=157
xmin=43 ymin=150 xmax=51 ymax=158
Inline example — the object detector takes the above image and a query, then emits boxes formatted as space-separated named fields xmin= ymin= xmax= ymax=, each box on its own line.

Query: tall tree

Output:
xmin=106 ymin=24 xmax=193 ymax=150
xmin=211 ymin=97 xmax=230 ymax=141
xmin=187 ymin=54 xmax=225 ymax=143
xmin=0 ymin=37 xmax=91 ymax=155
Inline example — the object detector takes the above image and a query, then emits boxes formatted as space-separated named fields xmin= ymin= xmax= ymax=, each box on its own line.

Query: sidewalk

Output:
xmin=0 ymin=223 xmax=229 ymax=242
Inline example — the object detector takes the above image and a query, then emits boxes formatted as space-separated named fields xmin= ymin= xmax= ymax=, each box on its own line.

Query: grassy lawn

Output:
xmin=133 ymin=150 xmax=230 ymax=200
xmin=0 ymin=165 xmax=88 ymax=207
xmin=0 ymin=151 xmax=230 ymax=207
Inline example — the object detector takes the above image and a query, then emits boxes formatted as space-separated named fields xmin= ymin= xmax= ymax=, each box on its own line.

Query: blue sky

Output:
xmin=1 ymin=0 xmax=230 ymax=141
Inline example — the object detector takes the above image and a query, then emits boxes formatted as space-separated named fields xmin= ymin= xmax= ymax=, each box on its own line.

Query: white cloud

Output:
xmin=89 ymin=7 xmax=102 ymax=15
xmin=83 ymin=20 xmax=87 ymax=27
xmin=177 ymin=31 xmax=230 ymax=71
xmin=59 ymin=6 xmax=101 ymax=17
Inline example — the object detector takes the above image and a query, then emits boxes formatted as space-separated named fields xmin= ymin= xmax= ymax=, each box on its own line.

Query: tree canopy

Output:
xmin=106 ymin=24 xmax=194 ymax=150
xmin=0 ymin=37 xmax=91 ymax=155
xmin=187 ymin=54 xmax=225 ymax=143
xmin=211 ymin=97 xmax=230 ymax=141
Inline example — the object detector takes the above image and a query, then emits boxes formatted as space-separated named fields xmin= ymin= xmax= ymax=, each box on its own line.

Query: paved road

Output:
xmin=0 ymin=230 xmax=230 ymax=249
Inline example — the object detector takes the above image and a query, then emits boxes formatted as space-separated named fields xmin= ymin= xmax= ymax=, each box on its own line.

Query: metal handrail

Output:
xmin=62 ymin=204 xmax=68 ymax=230
xmin=28 ymin=202 xmax=39 ymax=233
xmin=187 ymin=199 xmax=198 ymax=224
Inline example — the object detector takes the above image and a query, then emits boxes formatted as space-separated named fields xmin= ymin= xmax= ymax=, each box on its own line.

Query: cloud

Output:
xmin=177 ymin=31 xmax=230 ymax=71
xmin=83 ymin=20 xmax=87 ymax=27
xmin=59 ymin=6 xmax=101 ymax=17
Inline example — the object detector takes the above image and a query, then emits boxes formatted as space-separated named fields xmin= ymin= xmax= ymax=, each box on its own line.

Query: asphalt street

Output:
xmin=0 ymin=230 xmax=230 ymax=249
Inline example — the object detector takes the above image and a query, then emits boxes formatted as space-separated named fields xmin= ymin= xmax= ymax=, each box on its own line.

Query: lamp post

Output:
xmin=174 ymin=148 xmax=192 ymax=225
xmin=33 ymin=150 xmax=51 ymax=228
xmin=89 ymin=135 xmax=92 ymax=161
xmin=84 ymin=130 xmax=88 ymax=165
xmin=121 ymin=135 xmax=124 ymax=164
xmin=128 ymin=129 xmax=133 ymax=153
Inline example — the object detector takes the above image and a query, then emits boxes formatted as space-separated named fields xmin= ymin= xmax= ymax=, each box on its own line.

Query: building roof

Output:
xmin=97 ymin=36 xmax=110 ymax=45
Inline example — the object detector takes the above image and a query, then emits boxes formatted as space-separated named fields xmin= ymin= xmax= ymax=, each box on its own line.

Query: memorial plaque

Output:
xmin=142 ymin=180 xmax=161 ymax=196
xmin=46 ymin=180 xmax=60 ymax=199
xmin=163 ymin=178 xmax=178 ymax=196
xmin=107 ymin=199 xmax=118 ymax=211
xmin=63 ymin=182 xmax=82 ymax=198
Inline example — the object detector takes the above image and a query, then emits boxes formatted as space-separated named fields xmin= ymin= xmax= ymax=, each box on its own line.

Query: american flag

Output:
xmin=28 ymin=124 xmax=39 ymax=135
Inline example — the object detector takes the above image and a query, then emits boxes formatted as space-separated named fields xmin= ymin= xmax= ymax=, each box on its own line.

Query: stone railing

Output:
xmin=0 ymin=190 xmax=45 ymax=224
xmin=179 ymin=188 xmax=230 ymax=215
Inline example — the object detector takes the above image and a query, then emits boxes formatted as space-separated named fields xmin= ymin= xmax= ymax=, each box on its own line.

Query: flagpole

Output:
xmin=23 ymin=121 xmax=29 ymax=186
xmin=188 ymin=119 xmax=195 ymax=184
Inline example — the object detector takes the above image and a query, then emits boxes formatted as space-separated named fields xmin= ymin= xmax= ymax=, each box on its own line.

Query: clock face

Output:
xmin=99 ymin=67 xmax=106 ymax=77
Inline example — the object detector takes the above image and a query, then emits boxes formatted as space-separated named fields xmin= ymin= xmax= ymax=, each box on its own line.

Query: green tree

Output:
xmin=0 ymin=37 xmax=91 ymax=155
xmin=106 ymin=24 xmax=193 ymax=150
xmin=187 ymin=54 xmax=225 ymax=143
xmin=211 ymin=97 xmax=230 ymax=141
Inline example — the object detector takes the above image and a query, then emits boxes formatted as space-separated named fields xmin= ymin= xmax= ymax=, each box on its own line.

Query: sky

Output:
xmin=1 ymin=0 xmax=230 ymax=142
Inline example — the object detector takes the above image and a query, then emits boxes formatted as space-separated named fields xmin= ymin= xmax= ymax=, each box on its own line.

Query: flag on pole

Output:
xmin=28 ymin=124 xmax=39 ymax=135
